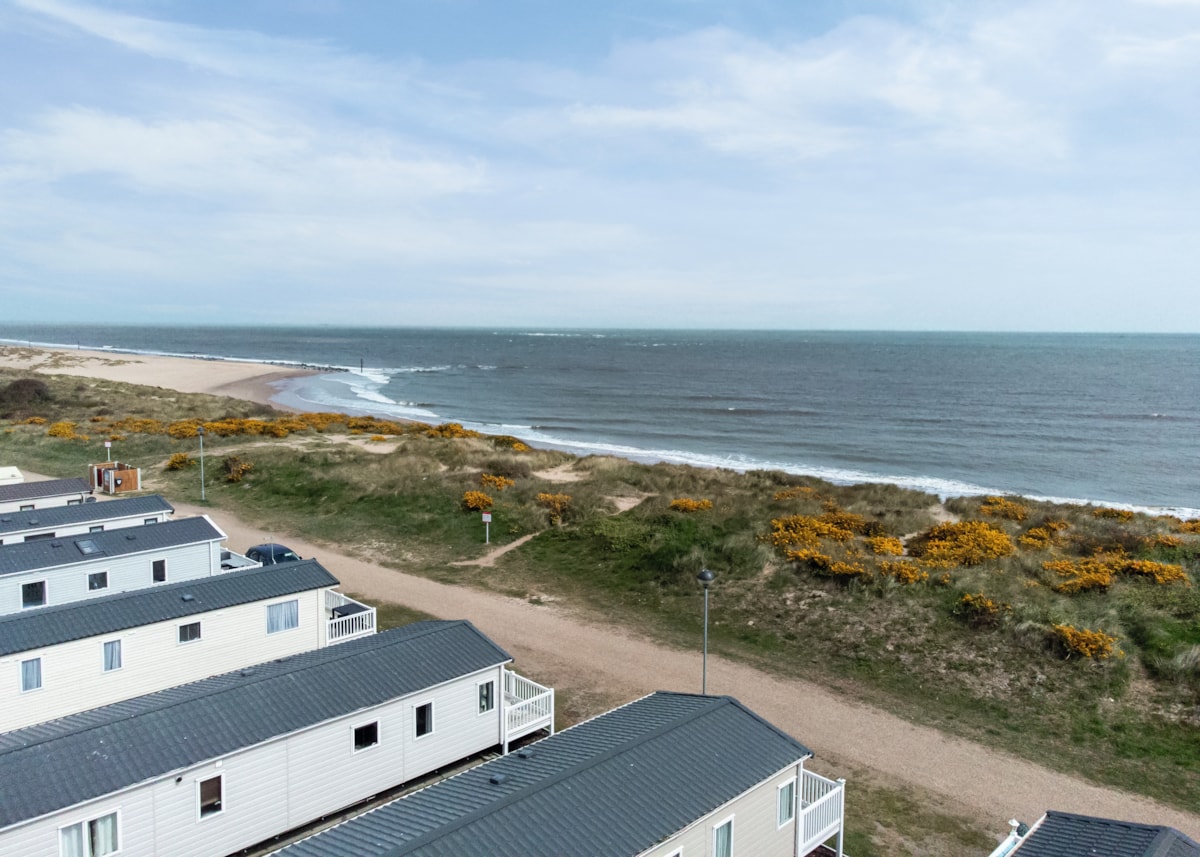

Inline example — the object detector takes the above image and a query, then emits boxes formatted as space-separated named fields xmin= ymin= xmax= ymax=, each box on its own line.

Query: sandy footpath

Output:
xmin=10 ymin=348 xmax=1200 ymax=843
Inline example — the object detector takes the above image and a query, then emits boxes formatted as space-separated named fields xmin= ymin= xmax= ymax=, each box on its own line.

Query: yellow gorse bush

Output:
xmin=669 ymin=498 xmax=713 ymax=513
xmin=1181 ymin=520 xmax=1200 ymax=534
xmin=1046 ymin=555 xmax=1188 ymax=592
xmin=980 ymin=496 xmax=1029 ymax=522
xmin=769 ymin=515 xmax=855 ymax=548
xmin=536 ymin=493 xmax=571 ymax=525
xmin=784 ymin=548 xmax=831 ymax=569
xmin=910 ymin=521 xmax=1015 ymax=567
xmin=462 ymin=491 xmax=494 ymax=512
xmin=480 ymin=474 xmax=515 ymax=491
xmin=955 ymin=592 xmax=1010 ymax=627
xmin=879 ymin=561 xmax=928 ymax=584
xmin=1144 ymin=534 xmax=1183 ymax=549
xmin=47 ymin=421 xmax=79 ymax=439
xmin=867 ymin=536 xmax=905 ymax=556
xmin=1053 ymin=625 xmax=1117 ymax=659
xmin=1092 ymin=507 xmax=1134 ymax=521
xmin=164 ymin=452 xmax=193 ymax=471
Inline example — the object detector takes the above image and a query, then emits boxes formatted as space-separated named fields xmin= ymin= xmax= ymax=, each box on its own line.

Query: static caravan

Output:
xmin=0 ymin=621 xmax=553 ymax=857
xmin=0 ymin=559 xmax=375 ymax=732
xmin=275 ymin=692 xmax=847 ymax=857
xmin=0 ymin=494 xmax=174 ymax=546
xmin=0 ymin=516 xmax=230 ymax=616
xmin=0 ymin=478 xmax=91 ymax=514
xmin=987 ymin=810 xmax=1200 ymax=857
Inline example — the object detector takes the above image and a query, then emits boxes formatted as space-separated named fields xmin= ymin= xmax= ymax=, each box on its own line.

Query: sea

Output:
xmin=1 ymin=325 xmax=1197 ymax=517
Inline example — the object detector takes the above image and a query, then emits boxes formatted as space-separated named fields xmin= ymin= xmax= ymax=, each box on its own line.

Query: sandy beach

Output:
xmin=0 ymin=345 xmax=311 ymax=410
xmin=6 ymin=344 xmax=1200 ymax=846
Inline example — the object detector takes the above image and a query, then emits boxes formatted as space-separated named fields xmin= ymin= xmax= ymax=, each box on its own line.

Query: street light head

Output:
xmin=697 ymin=568 xmax=715 ymax=587
xmin=197 ymin=426 xmax=205 ymax=436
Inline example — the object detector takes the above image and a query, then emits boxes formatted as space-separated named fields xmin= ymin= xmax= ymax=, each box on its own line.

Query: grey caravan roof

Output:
xmin=1013 ymin=811 xmax=1200 ymax=857
xmin=0 ymin=477 xmax=90 ymax=503
xmin=275 ymin=691 xmax=814 ymax=857
xmin=0 ymin=621 xmax=511 ymax=830
xmin=0 ymin=559 xmax=339 ymax=656
xmin=0 ymin=515 xmax=222 ymax=577
xmin=0 ymin=494 xmax=174 ymax=537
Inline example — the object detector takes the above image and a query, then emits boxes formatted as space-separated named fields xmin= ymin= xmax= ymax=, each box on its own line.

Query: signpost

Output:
xmin=482 ymin=512 xmax=492 ymax=544
xmin=104 ymin=440 xmax=111 ymax=462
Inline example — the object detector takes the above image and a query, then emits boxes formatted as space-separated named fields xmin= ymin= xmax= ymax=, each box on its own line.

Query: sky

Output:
xmin=1 ymin=0 xmax=1198 ymax=331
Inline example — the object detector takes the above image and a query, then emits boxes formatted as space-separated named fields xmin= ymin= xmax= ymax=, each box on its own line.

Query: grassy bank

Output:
xmin=3 ymin=365 xmax=1198 ymax=853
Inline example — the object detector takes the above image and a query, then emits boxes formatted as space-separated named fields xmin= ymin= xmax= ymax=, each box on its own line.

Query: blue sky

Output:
xmin=1 ymin=0 xmax=1197 ymax=330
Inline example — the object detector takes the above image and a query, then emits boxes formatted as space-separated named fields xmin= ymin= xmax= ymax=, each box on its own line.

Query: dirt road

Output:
xmin=178 ymin=500 xmax=1200 ymax=844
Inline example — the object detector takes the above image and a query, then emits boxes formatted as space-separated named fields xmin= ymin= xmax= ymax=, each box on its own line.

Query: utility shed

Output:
xmin=273 ymin=691 xmax=846 ymax=857
xmin=0 ymin=515 xmax=227 ymax=615
xmin=0 ymin=477 xmax=90 ymax=514
xmin=0 ymin=494 xmax=174 ymax=545
xmin=0 ymin=560 xmax=345 ymax=731
xmin=0 ymin=621 xmax=522 ymax=857
xmin=1000 ymin=811 xmax=1200 ymax=857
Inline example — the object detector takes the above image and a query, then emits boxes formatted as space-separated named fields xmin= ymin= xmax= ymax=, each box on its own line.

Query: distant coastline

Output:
xmin=1 ymin=326 xmax=1197 ymax=518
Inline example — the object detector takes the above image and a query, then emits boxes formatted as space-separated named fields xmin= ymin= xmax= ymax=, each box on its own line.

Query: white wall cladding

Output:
xmin=0 ymin=589 xmax=327 ymax=732
xmin=0 ymin=541 xmax=221 ymax=616
xmin=639 ymin=763 xmax=805 ymax=857
xmin=0 ymin=666 xmax=507 ymax=857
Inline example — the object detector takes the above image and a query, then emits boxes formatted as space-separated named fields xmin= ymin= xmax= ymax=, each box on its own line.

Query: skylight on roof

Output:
xmin=76 ymin=539 xmax=102 ymax=556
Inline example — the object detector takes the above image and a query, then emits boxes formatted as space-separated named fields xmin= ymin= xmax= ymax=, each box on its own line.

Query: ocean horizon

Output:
xmin=2 ymin=324 xmax=1197 ymax=518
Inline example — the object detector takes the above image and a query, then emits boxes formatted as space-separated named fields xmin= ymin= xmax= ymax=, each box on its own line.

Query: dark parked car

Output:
xmin=246 ymin=543 xmax=302 ymax=565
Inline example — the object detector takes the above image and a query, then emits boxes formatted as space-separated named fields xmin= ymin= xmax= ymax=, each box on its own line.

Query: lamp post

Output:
xmin=197 ymin=425 xmax=206 ymax=502
xmin=697 ymin=568 xmax=715 ymax=694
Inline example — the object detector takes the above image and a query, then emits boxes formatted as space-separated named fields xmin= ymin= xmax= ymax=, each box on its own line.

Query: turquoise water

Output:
xmin=2 ymin=325 xmax=1196 ymax=515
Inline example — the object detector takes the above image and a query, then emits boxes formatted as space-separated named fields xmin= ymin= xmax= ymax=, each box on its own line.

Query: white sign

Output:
xmin=481 ymin=513 xmax=492 ymax=522
xmin=104 ymin=441 xmax=112 ymax=448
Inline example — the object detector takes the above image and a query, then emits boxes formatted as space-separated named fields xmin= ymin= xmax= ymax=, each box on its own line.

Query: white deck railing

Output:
xmin=324 ymin=590 xmax=376 ymax=644
xmin=799 ymin=770 xmax=845 ymax=855
xmin=504 ymin=669 xmax=554 ymax=750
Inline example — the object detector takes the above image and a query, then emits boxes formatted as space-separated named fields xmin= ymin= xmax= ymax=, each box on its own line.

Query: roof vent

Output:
xmin=0 ymin=517 xmax=10 ymax=523
xmin=489 ymin=773 xmax=508 ymax=785
xmin=239 ymin=669 xmax=255 ymax=678
xmin=27 ymin=519 xmax=38 ymax=526
xmin=517 ymin=748 xmax=534 ymax=759
xmin=50 ymin=540 xmax=62 ymax=547
xmin=181 ymin=594 xmax=195 ymax=602
xmin=125 ymin=533 xmax=137 ymax=540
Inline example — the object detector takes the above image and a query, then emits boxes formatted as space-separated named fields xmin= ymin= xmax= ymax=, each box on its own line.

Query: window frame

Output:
xmin=197 ymin=774 xmax=224 ymax=820
xmin=143 ymin=517 xmax=157 ymax=525
xmin=777 ymin=778 xmax=797 ymax=828
xmin=19 ymin=504 xmax=33 ymax=511
xmin=352 ymin=720 xmax=381 ymax=753
xmin=88 ymin=571 xmax=109 ymax=592
xmin=477 ymin=679 xmax=495 ymax=715
xmin=178 ymin=621 xmax=202 ymax=645
xmin=20 ymin=656 xmax=42 ymax=693
xmin=21 ymin=579 xmax=47 ymax=609
xmin=151 ymin=558 xmax=167 ymax=583
xmin=102 ymin=639 xmax=123 ymax=673
xmin=712 ymin=814 xmax=735 ymax=857
xmin=414 ymin=700 xmax=434 ymax=739
xmin=89 ymin=524 xmax=105 ymax=533
xmin=266 ymin=599 xmax=300 ymax=635
xmin=58 ymin=808 xmax=120 ymax=857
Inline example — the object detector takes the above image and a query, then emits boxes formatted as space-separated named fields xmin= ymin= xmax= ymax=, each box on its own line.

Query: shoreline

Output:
xmin=3 ymin=343 xmax=1197 ymax=518
xmin=0 ymin=345 xmax=316 ymax=412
